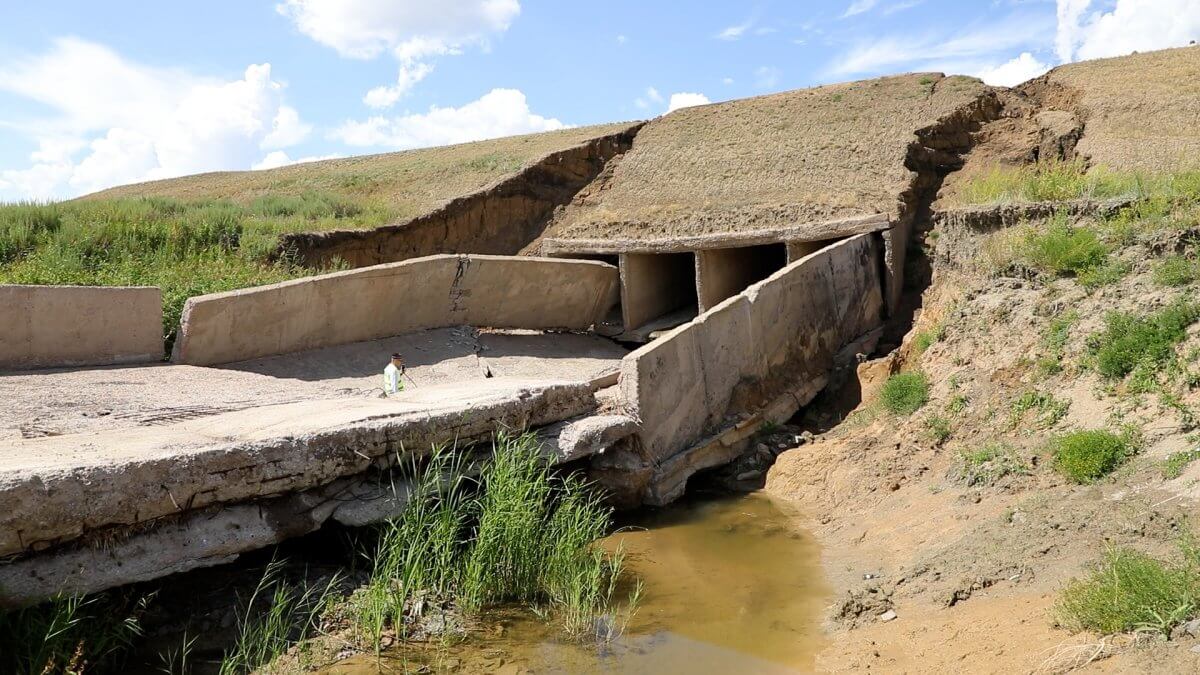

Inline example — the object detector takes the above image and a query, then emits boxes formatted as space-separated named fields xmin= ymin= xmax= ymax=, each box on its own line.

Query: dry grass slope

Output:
xmin=545 ymin=73 xmax=989 ymax=240
xmin=1034 ymin=45 xmax=1200 ymax=172
xmin=86 ymin=123 xmax=639 ymax=223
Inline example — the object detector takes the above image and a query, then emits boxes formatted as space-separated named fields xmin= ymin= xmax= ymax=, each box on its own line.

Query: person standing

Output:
xmin=383 ymin=353 xmax=405 ymax=394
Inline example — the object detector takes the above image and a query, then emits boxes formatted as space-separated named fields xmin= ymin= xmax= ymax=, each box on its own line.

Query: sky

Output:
xmin=1 ymin=0 xmax=1197 ymax=201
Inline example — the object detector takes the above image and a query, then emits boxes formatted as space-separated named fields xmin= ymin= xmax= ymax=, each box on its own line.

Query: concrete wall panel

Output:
xmin=619 ymin=233 xmax=885 ymax=464
xmin=0 ymin=285 xmax=163 ymax=370
xmin=619 ymin=252 xmax=696 ymax=330
xmin=174 ymin=255 xmax=619 ymax=366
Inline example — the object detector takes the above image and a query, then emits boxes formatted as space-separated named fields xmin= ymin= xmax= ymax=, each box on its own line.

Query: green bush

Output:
xmin=1051 ymin=430 xmax=1132 ymax=483
xmin=1088 ymin=300 xmax=1200 ymax=380
xmin=957 ymin=160 xmax=1139 ymax=205
xmin=1162 ymin=449 xmax=1200 ymax=479
xmin=1017 ymin=218 xmax=1108 ymax=278
xmin=880 ymin=371 xmax=930 ymax=415
xmin=1059 ymin=541 xmax=1200 ymax=636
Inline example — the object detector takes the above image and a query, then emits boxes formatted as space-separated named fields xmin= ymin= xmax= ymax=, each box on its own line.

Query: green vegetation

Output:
xmin=925 ymin=414 xmax=951 ymax=442
xmin=1009 ymin=390 xmax=1071 ymax=429
xmin=1038 ymin=311 xmax=1078 ymax=376
xmin=219 ymin=559 xmax=338 ymax=675
xmin=1162 ymin=449 xmax=1200 ymax=479
xmin=0 ymin=593 xmax=147 ymax=675
xmin=350 ymin=432 xmax=631 ymax=650
xmin=911 ymin=321 xmax=947 ymax=356
xmin=1058 ymin=539 xmax=1200 ymax=636
xmin=1050 ymin=429 xmax=1134 ymax=484
xmin=955 ymin=161 xmax=1200 ymax=206
xmin=1087 ymin=299 xmax=1200 ymax=380
xmin=1153 ymin=255 xmax=1200 ymax=287
xmin=0 ymin=195 xmax=386 ymax=347
xmin=956 ymin=443 xmax=1029 ymax=487
xmin=880 ymin=371 xmax=930 ymax=416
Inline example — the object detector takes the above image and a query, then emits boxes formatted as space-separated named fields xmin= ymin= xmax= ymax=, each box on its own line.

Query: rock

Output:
xmin=879 ymin=609 xmax=898 ymax=622
xmin=801 ymin=431 xmax=815 ymax=442
xmin=1182 ymin=617 xmax=1200 ymax=637
xmin=736 ymin=470 xmax=763 ymax=481
xmin=1191 ymin=644 xmax=1200 ymax=654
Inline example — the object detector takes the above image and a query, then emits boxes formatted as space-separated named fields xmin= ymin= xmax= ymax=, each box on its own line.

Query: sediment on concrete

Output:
xmin=274 ymin=126 xmax=643 ymax=268
xmin=0 ymin=285 xmax=163 ymax=370
xmin=172 ymin=254 xmax=620 ymax=366
xmin=600 ymin=233 xmax=886 ymax=505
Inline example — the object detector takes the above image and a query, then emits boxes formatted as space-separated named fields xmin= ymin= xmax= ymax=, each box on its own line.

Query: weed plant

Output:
xmin=956 ymin=443 xmax=1029 ymax=487
xmin=1059 ymin=538 xmax=1200 ymax=636
xmin=1050 ymin=429 xmax=1134 ymax=484
xmin=880 ymin=371 xmax=930 ymax=415
xmin=0 ymin=592 xmax=147 ymax=675
xmin=1087 ymin=300 xmax=1200 ymax=380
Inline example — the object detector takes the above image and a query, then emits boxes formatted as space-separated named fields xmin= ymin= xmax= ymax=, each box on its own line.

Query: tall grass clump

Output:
xmin=880 ymin=371 xmax=930 ymax=415
xmin=219 ymin=558 xmax=338 ymax=675
xmin=352 ymin=431 xmax=630 ymax=649
xmin=1050 ymin=429 xmax=1134 ymax=484
xmin=1059 ymin=538 xmax=1200 ymax=636
xmin=0 ymin=592 xmax=148 ymax=675
xmin=957 ymin=160 xmax=1139 ymax=205
xmin=1087 ymin=299 xmax=1200 ymax=380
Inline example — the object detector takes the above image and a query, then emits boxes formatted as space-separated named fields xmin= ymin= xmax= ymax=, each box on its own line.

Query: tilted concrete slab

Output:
xmin=0 ymin=377 xmax=597 ymax=561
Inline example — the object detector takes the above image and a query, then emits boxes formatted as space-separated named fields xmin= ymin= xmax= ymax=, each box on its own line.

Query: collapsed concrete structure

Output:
xmin=6 ymin=47 xmax=1199 ymax=605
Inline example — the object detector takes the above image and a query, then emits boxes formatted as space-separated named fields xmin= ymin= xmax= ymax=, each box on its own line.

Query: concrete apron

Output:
xmin=0 ymin=377 xmax=636 ymax=607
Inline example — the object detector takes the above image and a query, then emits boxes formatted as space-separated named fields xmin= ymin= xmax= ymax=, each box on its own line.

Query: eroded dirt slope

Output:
xmin=767 ymin=205 xmax=1200 ymax=673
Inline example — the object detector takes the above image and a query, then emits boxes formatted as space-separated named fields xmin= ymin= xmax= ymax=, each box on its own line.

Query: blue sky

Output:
xmin=1 ymin=0 xmax=1197 ymax=200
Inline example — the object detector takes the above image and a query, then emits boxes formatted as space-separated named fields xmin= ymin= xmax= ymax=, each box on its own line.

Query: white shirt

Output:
xmin=383 ymin=363 xmax=402 ymax=394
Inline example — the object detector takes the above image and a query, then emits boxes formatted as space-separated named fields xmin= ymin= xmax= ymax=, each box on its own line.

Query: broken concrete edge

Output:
xmin=640 ymin=325 xmax=884 ymax=506
xmin=171 ymin=254 xmax=620 ymax=366
xmin=540 ymin=213 xmax=891 ymax=255
xmin=0 ymin=380 xmax=597 ymax=561
xmin=0 ymin=284 xmax=164 ymax=371
xmin=274 ymin=123 xmax=647 ymax=269
xmin=616 ymin=233 xmax=886 ymax=466
xmin=0 ymin=409 xmax=640 ymax=608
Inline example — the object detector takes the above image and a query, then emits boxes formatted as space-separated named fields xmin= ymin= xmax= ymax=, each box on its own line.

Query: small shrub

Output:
xmin=1058 ymin=541 xmax=1200 ymax=636
xmin=956 ymin=443 xmax=1029 ymax=486
xmin=1050 ymin=430 xmax=1133 ymax=484
xmin=0 ymin=592 xmax=148 ymax=675
xmin=1153 ymin=255 xmax=1200 ymax=287
xmin=1009 ymin=390 xmax=1071 ymax=429
xmin=1018 ymin=217 xmax=1108 ymax=278
xmin=880 ymin=371 xmax=930 ymax=415
xmin=946 ymin=393 xmax=969 ymax=415
xmin=925 ymin=414 xmax=951 ymax=442
xmin=1088 ymin=300 xmax=1200 ymax=380
xmin=1162 ymin=450 xmax=1200 ymax=479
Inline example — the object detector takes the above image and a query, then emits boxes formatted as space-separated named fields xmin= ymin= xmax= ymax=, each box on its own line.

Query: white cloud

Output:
xmin=278 ymin=0 xmax=521 ymax=107
xmin=616 ymin=34 xmax=628 ymax=44
xmin=722 ymin=77 xmax=735 ymax=85
xmin=717 ymin=15 xmax=756 ymax=40
xmin=0 ymin=39 xmax=308 ymax=199
xmin=829 ymin=13 xmax=1054 ymax=76
xmin=1055 ymin=0 xmax=1200 ymax=62
xmin=252 ymin=150 xmax=342 ymax=170
xmin=842 ymin=0 xmax=879 ymax=18
xmin=755 ymin=66 xmax=782 ymax=89
xmin=646 ymin=87 xmax=664 ymax=103
xmin=976 ymin=52 xmax=1051 ymax=86
xmin=331 ymin=88 xmax=565 ymax=149
xmin=666 ymin=92 xmax=711 ymax=113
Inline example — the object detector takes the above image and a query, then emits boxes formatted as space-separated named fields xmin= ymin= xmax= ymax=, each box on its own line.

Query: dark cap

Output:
xmin=391 ymin=353 xmax=402 ymax=359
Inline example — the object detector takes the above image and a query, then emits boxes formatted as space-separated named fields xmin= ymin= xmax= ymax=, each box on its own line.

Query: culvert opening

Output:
xmin=619 ymin=251 xmax=698 ymax=339
xmin=694 ymin=243 xmax=788 ymax=311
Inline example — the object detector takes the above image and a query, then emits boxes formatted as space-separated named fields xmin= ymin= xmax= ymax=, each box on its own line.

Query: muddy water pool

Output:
xmin=324 ymin=492 xmax=828 ymax=674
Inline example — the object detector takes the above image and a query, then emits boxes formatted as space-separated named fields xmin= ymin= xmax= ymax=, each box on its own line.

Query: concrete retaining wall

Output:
xmin=173 ymin=254 xmax=620 ymax=366
xmin=0 ymin=285 xmax=163 ymax=370
xmin=619 ymin=233 xmax=885 ymax=483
